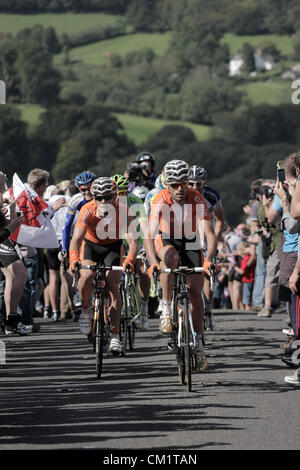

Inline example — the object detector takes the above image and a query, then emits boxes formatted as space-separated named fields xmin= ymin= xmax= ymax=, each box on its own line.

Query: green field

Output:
xmin=238 ymin=79 xmax=292 ymax=106
xmin=114 ymin=113 xmax=211 ymax=145
xmin=15 ymin=104 xmax=45 ymax=133
xmin=56 ymin=32 xmax=172 ymax=65
xmin=221 ymin=32 xmax=294 ymax=57
xmin=14 ymin=104 xmax=211 ymax=143
xmin=0 ymin=12 xmax=121 ymax=36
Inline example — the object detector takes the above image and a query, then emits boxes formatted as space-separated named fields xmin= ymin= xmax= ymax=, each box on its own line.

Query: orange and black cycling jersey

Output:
xmin=75 ymin=199 xmax=131 ymax=245
xmin=149 ymin=188 xmax=210 ymax=238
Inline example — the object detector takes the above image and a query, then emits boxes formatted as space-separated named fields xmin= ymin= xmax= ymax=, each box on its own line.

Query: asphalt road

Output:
xmin=0 ymin=309 xmax=299 ymax=452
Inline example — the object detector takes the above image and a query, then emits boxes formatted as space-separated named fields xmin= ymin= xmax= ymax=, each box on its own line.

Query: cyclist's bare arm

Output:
xmin=144 ymin=215 xmax=159 ymax=266
xmin=214 ymin=206 xmax=225 ymax=240
xmin=69 ymin=224 xmax=86 ymax=253
xmin=125 ymin=231 xmax=139 ymax=259
xmin=203 ymin=219 xmax=217 ymax=262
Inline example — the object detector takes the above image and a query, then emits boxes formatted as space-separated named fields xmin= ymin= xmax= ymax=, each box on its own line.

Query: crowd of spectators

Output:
xmin=1 ymin=153 xmax=300 ymax=383
xmin=212 ymin=151 xmax=300 ymax=383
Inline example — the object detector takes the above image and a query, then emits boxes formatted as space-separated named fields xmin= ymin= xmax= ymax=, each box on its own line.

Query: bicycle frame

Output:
xmin=76 ymin=263 xmax=123 ymax=377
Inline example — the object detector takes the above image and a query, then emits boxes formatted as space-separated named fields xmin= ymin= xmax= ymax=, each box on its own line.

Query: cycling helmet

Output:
xmin=136 ymin=151 xmax=155 ymax=167
xmin=91 ymin=177 xmax=117 ymax=197
xmin=112 ymin=174 xmax=129 ymax=192
xmin=189 ymin=165 xmax=207 ymax=182
xmin=162 ymin=160 xmax=190 ymax=184
xmin=155 ymin=173 xmax=166 ymax=191
xmin=131 ymin=185 xmax=149 ymax=201
xmin=75 ymin=170 xmax=96 ymax=188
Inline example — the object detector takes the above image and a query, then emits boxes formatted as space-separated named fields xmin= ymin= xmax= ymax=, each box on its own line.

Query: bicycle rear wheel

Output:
xmin=119 ymin=284 xmax=129 ymax=355
xmin=183 ymin=298 xmax=192 ymax=392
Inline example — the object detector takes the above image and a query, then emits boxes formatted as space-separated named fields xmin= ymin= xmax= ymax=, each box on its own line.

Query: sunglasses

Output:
xmin=79 ymin=186 xmax=91 ymax=193
xmin=188 ymin=181 xmax=204 ymax=187
xmin=169 ymin=181 xmax=188 ymax=190
xmin=95 ymin=194 xmax=114 ymax=202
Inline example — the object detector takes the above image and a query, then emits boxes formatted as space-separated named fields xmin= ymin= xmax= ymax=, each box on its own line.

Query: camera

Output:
xmin=248 ymin=189 xmax=260 ymax=201
xmin=260 ymin=185 xmax=274 ymax=199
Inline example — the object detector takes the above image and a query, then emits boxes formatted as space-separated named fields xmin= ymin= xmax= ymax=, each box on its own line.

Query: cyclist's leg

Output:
xmin=104 ymin=241 xmax=123 ymax=353
xmin=155 ymin=235 xmax=180 ymax=334
xmin=77 ymin=240 xmax=97 ymax=334
xmin=136 ymin=256 xmax=151 ymax=329
xmin=182 ymin=245 xmax=208 ymax=371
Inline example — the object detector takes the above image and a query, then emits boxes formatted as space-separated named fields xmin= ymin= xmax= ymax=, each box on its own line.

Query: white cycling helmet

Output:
xmin=131 ymin=185 xmax=149 ymax=201
xmin=91 ymin=177 xmax=117 ymax=197
xmin=162 ymin=160 xmax=190 ymax=184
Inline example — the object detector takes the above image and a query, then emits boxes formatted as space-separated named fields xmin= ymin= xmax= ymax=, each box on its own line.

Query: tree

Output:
xmin=29 ymin=104 xmax=136 ymax=178
xmin=0 ymin=35 xmax=20 ymax=102
xmin=52 ymin=139 xmax=86 ymax=181
xmin=0 ymin=106 xmax=29 ymax=178
xmin=16 ymin=39 xmax=61 ymax=106
xmin=241 ymin=43 xmax=255 ymax=74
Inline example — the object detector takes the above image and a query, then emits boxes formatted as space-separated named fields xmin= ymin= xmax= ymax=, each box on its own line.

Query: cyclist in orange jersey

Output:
xmin=69 ymin=177 xmax=138 ymax=355
xmin=145 ymin=160 xmax=217 ymax=371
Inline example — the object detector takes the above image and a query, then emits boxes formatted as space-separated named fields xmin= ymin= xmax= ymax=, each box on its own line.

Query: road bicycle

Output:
xmin=119 ymin=267 xmax=140 ymax=355
xmin=154 ymin=264 xmax=215 ymax=392
xmin=74 ymin=263 xmax=123 ymax=379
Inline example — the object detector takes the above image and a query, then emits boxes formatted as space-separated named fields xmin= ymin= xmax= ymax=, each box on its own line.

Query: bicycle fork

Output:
xmin=177 ymin=298 xmax=197 ymax=350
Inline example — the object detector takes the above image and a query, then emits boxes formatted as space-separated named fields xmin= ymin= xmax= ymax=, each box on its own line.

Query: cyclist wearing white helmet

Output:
xmin=189 ymin=165 xmax=225 ymax=330
xmin=69 ymin=177 xmax=138 ymax=354
xmin=145 ymin=160 xmax=217 ymax=372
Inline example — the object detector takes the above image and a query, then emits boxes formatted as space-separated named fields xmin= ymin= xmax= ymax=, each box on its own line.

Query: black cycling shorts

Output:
xmin=83 ymin=238 xmax=122 ymax=266
xmin=0 ymin=239 xmax=22 ymax=268
xmin=157 ymin=232 xmax=204 ymax=269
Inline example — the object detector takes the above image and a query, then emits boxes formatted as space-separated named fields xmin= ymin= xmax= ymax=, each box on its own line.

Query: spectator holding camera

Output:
xmin=271 ymin=157 xmax=298 ymax=335
xmin=256 ymin=179 xmax=283 ymax=318
xmin=135 ymin=152 xmax=156 ymax=190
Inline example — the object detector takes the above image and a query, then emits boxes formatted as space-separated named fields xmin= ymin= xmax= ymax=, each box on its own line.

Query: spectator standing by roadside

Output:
xmin=284 ymin=152 xmax=300 ymax=383
xmin=256 ymin=180 xmax=283 ymax=318
xmin=19 ymin=169 xmax=65 ymax=327
xmin=0 ymin=172 xmax=30 ymax=335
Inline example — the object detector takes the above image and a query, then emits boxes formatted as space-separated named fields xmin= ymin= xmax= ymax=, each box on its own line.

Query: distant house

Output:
xmin=229 ymin=52 xmax=244 ymax=76
xmin=254 ymin=52 xmax=275 ymax=72
xmin=229 ymin=49 xmax=275 ymax=76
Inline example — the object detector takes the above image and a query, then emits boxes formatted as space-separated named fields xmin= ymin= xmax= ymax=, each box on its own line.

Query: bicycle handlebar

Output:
xmin=80 ymin=264 xmax=123 ymax=271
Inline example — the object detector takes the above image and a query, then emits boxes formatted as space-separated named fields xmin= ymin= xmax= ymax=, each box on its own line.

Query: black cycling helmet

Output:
xmin=136 ymin=151 xmax=155 ymax=168
xmin=189 ymin=165 xmax=208 ymax=182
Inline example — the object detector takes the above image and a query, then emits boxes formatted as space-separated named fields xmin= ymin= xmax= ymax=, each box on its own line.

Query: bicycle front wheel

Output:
xmin=95 ymin=297 xmax=105 ymax=379
xmin=183 ymin=298 xmax=192 ymax=392
xmin=173 ymin=296 xmax=185 ymax=384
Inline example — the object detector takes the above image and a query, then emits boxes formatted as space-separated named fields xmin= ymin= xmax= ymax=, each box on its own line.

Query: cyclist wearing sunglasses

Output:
xmin=69 ymin=177 xmax=138 ymax=354
xmin=61 ymin=170 xmax=96 ymax=257
xmin=145 ymin=160 xmax=217 ymax=371
xmin=112 ymin=174 xmax=151 ymax=330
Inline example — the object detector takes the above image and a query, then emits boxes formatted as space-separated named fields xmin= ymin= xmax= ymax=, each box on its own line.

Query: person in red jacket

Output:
xmin=233 ymin=242 xmax=257 ymax=311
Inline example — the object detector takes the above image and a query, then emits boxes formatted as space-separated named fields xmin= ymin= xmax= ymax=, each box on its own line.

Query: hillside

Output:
xmin=1 ymin=0 xmax=300 ymax=224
